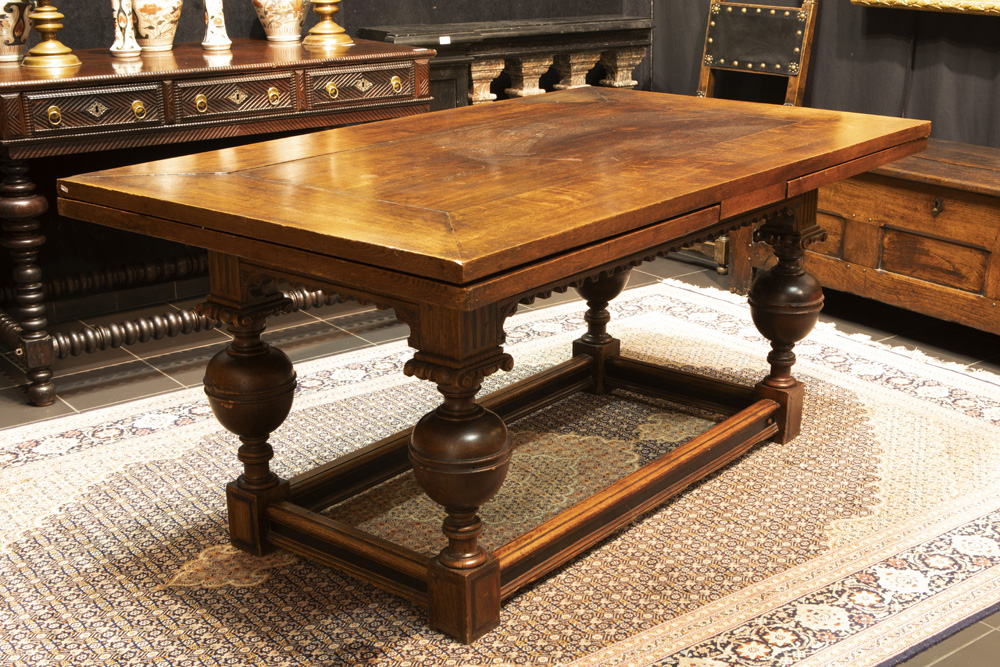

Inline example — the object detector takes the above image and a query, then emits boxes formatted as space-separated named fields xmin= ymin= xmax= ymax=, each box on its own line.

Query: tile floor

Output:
xmin=1 ymin=256 xmax=998 ymax=665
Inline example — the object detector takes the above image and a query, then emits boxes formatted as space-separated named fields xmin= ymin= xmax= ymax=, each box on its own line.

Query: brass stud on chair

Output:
xmin=21 ymin=0 xmax=81 ymax=69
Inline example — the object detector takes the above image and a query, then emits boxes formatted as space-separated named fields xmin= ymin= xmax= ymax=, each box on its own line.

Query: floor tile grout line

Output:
xmin=915 ymin=623 xmax=997 ymax=667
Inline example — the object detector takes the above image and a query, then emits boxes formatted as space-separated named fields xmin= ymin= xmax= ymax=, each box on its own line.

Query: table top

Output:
xmin=58 ymin=87 xmax=929 ymax=286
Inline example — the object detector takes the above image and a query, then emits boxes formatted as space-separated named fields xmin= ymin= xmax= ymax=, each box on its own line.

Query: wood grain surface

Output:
xmin=58 ymin=87 xmax=929 ymax=285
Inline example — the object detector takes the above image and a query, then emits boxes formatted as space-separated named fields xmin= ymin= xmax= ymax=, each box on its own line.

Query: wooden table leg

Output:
xmin=573 ymin=269 xmax=631 ymax=394
xmin=199 ymin=260 xmax=297 ymax=556
xmin=747 ymin=192 xmax=826 ymax=443
xmin=403 ymin=304 xmax=514 ymax=643
xmin=0 ymin=158 xmax=55 ymax=406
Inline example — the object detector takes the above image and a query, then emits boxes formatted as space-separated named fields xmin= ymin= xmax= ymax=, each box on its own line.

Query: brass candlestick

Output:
xmin=21 ymin=0 xmax=80 ymax=69
xmin=304 ymin=0 xmax=354 ymax=50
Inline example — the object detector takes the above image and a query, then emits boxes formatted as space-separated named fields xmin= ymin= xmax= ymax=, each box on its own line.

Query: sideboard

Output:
xmin=0 ymin=38 xmax=433 ymax=406
xmin=359 ymin=16 xmax=651 ymax=110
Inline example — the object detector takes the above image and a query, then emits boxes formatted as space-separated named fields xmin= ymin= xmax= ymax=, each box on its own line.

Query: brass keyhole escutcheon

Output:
xmin=267 ymin=87 xmax=281 ymax=106
xmin=195 ymin=94 xmax=209 ymax=113
xmin=131 ymin=100 xmax=147 ymax=120
xmin=326 ymin=82 xmax=339 ymax=99
xmin=391 ymin=76 xmax=403 ymax=93
xmin=47 ymin=105 xmax=62 ymax=126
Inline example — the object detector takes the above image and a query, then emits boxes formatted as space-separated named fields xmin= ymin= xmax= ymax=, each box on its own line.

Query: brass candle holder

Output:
xmin=21 ymin=0 xmax=80 ymax=69
xmin=304 ymin=0 xmax=354 ymax=50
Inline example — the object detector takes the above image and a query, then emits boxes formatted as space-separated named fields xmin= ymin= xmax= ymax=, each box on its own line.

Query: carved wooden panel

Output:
xmin=174 ymin=72 xmax=297 ymax=123
xmin=305 ymin=63 xmax=416 ymax=110
xmin=25 ymin=84 xmax=163 ymax=137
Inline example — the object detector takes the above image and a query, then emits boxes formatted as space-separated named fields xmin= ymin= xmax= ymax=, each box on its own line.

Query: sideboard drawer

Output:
xmin=174 ymin=72 xmax=296 ymax=123
xmin=306 ymin=64 xmax=414 ymax=109
xmin=25 ymin=84 xmax=164 ymax=136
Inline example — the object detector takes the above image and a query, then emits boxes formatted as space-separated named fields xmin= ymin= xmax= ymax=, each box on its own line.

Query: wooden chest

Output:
xmin=746 ymin=139 xmax=1000 ymax=335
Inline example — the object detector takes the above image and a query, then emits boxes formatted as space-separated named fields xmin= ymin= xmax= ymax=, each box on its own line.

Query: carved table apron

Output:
xmin=57 ymin=87 xmax=930 ymax=643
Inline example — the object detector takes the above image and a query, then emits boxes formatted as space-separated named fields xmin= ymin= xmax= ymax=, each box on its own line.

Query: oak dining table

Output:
xmin=56 ymin=87 xmax=930 ymax=643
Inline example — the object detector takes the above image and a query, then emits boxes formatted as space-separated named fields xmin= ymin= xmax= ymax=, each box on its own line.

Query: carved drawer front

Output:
xmin=306 ymin=64 xmax=414 ymax=109
xmin=175 ymin=72 xmax=295 ymax=123
xmin=25 ymin=84 xmax=163 ymax=136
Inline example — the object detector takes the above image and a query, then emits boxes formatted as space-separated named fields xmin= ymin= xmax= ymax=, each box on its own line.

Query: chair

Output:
xmin=697 ymin=0 xmax=818 ymax=106
xmin=679 ymin=0 xmax=819 ymax=288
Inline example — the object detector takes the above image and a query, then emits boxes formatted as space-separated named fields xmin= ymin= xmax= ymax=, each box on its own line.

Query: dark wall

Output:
xmin=651 ymin=0 xmax=1000 ymax=148
xmin=58 ymin=1 xmax=646 ymax=55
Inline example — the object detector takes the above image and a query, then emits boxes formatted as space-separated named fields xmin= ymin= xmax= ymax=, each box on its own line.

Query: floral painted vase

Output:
xmin=252 ymin=0 xmax=311 ymax=42
xmin=0 ymin=0 xmax=32 ymax=63
xmin=202 ymin=0 xmax=230 ymax=51
xmin=133 ymin=0 xmax=183 ymax=52
xmin=110 ymin=0 xmax=141 ymax=58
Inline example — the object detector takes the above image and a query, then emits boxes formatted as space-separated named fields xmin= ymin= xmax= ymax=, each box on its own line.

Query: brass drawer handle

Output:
xmin=131 ymin=100 xmax=147 ymax=120
xmin=195 ymin=93 xmax=208 ymax=113
xmin=267 ymin=87 xmax=281 ymax=106
xmin=47 ymin=105 xmax=62 ymax=126
xmin=325 ymin=82 xmax=339 ymax=99
xmin=391 ymin=75 xmax=403 ymax=93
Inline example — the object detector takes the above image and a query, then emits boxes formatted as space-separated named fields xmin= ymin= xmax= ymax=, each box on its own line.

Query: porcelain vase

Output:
xmin=109 ymin=0 xmax=141 ymax=58
xmin=202 ymin=0 xmax=230 ymax=51
xmin=133 ymin=0 xmax=183 ymax=52
xmin=0 ymin=0 xmax=32 ymax=62
xmin=252 ymin=0 xmax=311 ymax=42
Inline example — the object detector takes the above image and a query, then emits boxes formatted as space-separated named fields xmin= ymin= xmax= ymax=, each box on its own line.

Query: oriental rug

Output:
xmin=2 ymin=279 xmax=1000 ymax=667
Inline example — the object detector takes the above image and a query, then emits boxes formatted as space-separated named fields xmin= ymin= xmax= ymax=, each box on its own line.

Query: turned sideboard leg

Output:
xmin=200 ymin=293 xmax=296 ymax=556
xmin=747 ymin=193 xmax=826 ymax=444
xmin=573 ymin=269 xmax=631 ymax=394
xmin=0 ymin=158 xmax=55 ymax=406
xmin=403 ymin=305 xmax=514 ymax=643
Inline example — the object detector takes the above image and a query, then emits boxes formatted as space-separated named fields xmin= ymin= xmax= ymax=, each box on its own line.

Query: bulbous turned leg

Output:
xmin=0 ymin=159 xmax=54 ymax=406
xmin=573 ymin=269 xmax=631 ymax=394
xmin=408 ymin=378 xmax=511 ymax=643
xmin=747 ymin=198 xmax=825 ymax=444
xmin=202 ymin=299 xmax=296 ymax=555
xmin=403 ymin=305 xmax=514 ymax=643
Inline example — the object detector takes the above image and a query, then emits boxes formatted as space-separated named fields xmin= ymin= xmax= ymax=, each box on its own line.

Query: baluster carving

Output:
xmin=599 ymin=47 xmax=647 ymax=89
xmin=469 ymin=58 xmax=504 ymax=105
xmin=554 ymin=51 xmax=601 ymax=90
xmin=504 ymin=55 xmax=552 ymax=97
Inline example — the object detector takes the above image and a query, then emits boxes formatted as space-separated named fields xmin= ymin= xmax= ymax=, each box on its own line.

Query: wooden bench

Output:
xmin=733 ymin=139 xmax=1000 ymax=335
